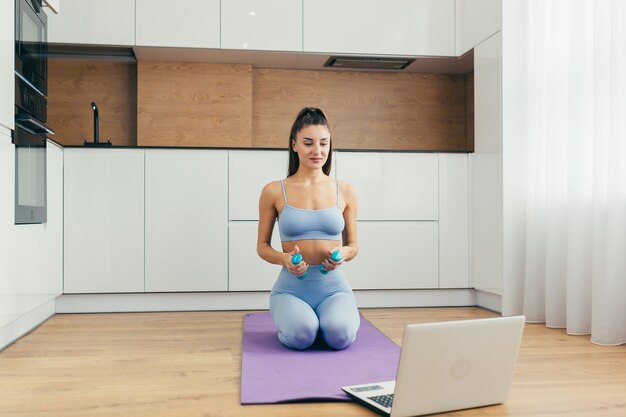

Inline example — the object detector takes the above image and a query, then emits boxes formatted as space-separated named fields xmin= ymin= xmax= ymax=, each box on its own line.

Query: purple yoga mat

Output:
xmin=240 ymin=312 xmax=400 ymax=404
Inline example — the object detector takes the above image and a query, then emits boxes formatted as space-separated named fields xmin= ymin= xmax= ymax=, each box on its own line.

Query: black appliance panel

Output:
xmin=15 ymin=75 xmax=47 ymax=123
xmin=14 ymin=0 xmax=50 ymax=225
xmin=13 ymin=126 xmax=48 ymax=225
xmin=15 ymin=0 xmax=47 ymax=95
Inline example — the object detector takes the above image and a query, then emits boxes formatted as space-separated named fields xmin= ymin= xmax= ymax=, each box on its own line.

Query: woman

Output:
xmin=257 ymin=107 xmax=360 ymax=350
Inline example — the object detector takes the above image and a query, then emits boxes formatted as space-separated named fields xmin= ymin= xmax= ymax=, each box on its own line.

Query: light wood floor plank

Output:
xmin=0 ymin=308 xmax=624 ymax=417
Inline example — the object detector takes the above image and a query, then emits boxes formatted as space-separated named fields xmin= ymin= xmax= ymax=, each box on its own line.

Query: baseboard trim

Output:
xmin=56 ymin=289 xmax=478 ymax=313
xmin=0 ymin=299 xmax=56 ymax=351
xmin=476 ymin=290 xmax=503 ymax=313
xmin=354 ymin=289 xmax=477 ymax=308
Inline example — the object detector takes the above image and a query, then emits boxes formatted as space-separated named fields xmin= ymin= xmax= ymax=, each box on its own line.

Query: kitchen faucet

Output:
xmin=92 ymin=102 xmax=99 ymax=143
xmin=84 ymin=101 xmax=112 ymax=146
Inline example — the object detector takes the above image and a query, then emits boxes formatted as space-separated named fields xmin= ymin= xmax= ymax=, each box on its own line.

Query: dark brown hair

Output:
xmin=287 ymin=107 xmax=333 ymax=177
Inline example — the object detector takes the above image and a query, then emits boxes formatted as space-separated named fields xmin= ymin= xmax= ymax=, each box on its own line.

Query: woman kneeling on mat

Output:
xmin=257 ymin=107 xmax=360 ymax=351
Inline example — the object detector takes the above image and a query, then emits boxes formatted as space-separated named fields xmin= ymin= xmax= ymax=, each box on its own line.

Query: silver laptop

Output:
xmin=342 ymin=315 xmax=525 ymax=417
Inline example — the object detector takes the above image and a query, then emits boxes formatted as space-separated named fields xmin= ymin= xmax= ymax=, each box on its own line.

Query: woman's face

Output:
xmin=292 ymin=124 xmax=331 ymax=171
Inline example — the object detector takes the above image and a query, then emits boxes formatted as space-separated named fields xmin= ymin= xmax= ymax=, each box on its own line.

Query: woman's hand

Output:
xmin=285 ymin=245 xmax=308 ymax=276
xmin=321 ymin=246 xmax=344 ymax=272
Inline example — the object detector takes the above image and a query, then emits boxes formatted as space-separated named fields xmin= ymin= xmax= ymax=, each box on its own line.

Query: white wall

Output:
xmin=501 ymin=0 xmax=528 ymax=316
xmin=0 ymin=135 xmax=63 ymax=350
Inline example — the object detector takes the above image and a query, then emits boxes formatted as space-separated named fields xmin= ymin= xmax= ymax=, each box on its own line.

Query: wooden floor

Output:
xmin=0 ymin=307 xmax=624 ymax=417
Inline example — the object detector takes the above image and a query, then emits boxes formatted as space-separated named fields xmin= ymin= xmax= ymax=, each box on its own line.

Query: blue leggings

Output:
xmin=270 ymin=266 xmax=360 ymax=350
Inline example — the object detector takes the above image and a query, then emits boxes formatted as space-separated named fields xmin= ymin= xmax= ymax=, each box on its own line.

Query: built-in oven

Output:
xmin=15 ymin=0 xmax=47 ymax=95
xmin=13 ymin=125 xmax=48 ymax=224
xmin=14 ymin=0 xmax=53 ymax=224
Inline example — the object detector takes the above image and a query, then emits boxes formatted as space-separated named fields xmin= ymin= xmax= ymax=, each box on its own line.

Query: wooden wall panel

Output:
xmin=47 ymin=59 xmax=137 ymax=146
xmin=466 ymin=72 xmax=475 ymax=152
xmin=137 ymin=62 xmax=252 ymax=147
xmin=48 ymin=59 xmax=470 ymax=151
xmin=253 ymin=69 xmax=468 ymax=151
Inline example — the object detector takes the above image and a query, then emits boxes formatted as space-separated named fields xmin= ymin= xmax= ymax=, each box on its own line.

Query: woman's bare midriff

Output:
xmin=282 ymin=239 xmax=341 ymax=265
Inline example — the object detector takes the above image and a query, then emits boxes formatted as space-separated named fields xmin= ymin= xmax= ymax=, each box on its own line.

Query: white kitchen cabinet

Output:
xmin=228 ymin=221 xmax=281 ymax=291
xmin=136 ymin=0 xmax=220 ymax=48
xmin=40 ymin=141 xmax=64 ymax=299
xmin=335 ymin=152 xmax=438 ymax=221
xmin=221 ymin=0 xmax=302 ymax=51
xmin=230 ymin=220 xmax=439 ymax=292
xmin=229 ymin=150 xmax=289 ymax=220
xmin=342 ymin=222 xmax=439 ymax=289
xmin=0 ymin=0 xmax=14 ymax=130
xmin=58 ymin=147 xmax=472 ymax=298
xmin=471 ymin=33 xmax=503 ymax=295
xmin=64 ymin=149 xmax=144 ymax=293
xmin=438 ymin=154 xmax=469 ymax=288
xmin=456 ymin=0 xmax=501 ymax=56
xmin=144 ymin=150 xmax=228 ymax=292
xmin=48 ymin=0 xmax=135 ymax=46
xmin=303 ymin=0 xmax=455 ymax=56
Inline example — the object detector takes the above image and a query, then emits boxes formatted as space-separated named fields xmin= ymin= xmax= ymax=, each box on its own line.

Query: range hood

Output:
xmin=323 ymin=56 xmax=414 ymax=70
xmin=48 ymin=44 xmax=136 ymax=62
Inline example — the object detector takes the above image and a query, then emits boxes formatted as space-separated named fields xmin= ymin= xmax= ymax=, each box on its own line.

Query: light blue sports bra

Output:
xmin=278 ymin=180 xmax=345 ymax=242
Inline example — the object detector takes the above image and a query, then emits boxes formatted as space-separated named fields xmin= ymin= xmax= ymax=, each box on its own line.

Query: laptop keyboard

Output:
xmin=368 ymin=394 xmax=394 ymax=409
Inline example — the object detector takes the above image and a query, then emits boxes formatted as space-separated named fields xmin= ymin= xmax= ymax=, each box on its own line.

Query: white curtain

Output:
xmin=521 ymin=0 xmax=626 ymax=345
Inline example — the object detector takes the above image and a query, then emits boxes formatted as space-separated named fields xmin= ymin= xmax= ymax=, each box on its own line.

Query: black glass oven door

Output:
xmin=14 ymin=124 xmax=47 ymax=224
xmin=16 ymin=0 xmax=47 ymax=95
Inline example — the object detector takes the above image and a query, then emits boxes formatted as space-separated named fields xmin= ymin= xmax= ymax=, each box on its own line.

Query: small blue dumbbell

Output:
xmin=320 ymin=250 xmax=343 ymax=274
xmin=291 ymin=253 xmax=307 ymax=280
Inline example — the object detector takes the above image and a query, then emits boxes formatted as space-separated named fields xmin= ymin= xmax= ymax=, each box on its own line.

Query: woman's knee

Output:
xmin=321 ymin=321 xmax=358 ymax=350
xmin=271 ymin=297 xmax=319 ymax=350
xmin=278 ymin=321 xmax=318 ymax=350
xmin=316 ymin=294 xmax=360 ymax=349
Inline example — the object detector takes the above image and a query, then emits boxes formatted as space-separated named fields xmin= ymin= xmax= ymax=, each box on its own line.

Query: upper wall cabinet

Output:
xmin=136 ymin=0 xmax=220 ymax=48
xmin=0 ymin=0 xmax=14 ymax=131
xmin=221 ymin=0 xmax=302 ymax=52
xmin=303 ymin=0 xmax=455 ymax=56
xmin=48 ymin=0 xmax=135 ymax=46
xmin=456 ymin=0 xmax=502 ymax=56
